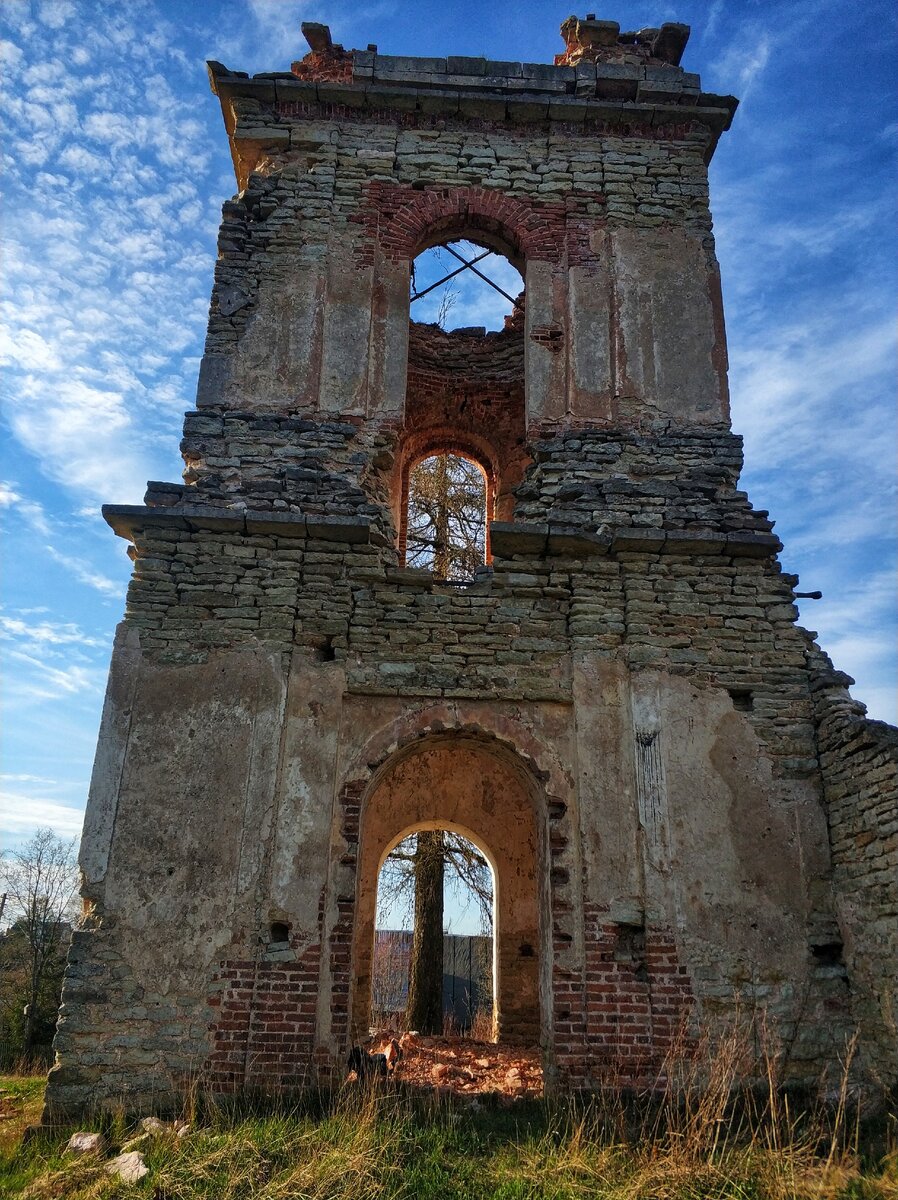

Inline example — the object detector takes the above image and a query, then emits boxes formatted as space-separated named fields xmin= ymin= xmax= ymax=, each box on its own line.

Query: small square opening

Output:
xmin=728 ymin=688 xmax=754 ymax=713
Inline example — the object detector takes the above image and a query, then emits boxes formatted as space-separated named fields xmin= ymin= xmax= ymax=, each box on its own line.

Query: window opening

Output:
xmin=373 ymin=829 xmax=494 ymax=1038
xmin=405 ymin=452 xmax=487 ymax=580
xmin=410 ymin=240 xmax=524 ymax=332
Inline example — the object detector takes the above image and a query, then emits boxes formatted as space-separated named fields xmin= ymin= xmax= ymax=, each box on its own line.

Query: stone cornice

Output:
xmin=207 ymin=61 xmax=737 ymax=171
xmin=103 ymin=506 xmax=780 ymax=559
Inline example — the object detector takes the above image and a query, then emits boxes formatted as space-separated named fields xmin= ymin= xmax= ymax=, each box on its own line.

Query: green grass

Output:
xmin=1 ymin=1075 xmax=896 ymax=1199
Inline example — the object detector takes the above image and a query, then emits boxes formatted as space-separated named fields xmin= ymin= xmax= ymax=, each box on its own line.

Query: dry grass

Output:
xmin=2 ymin=1026 xmax=896 ymax=1199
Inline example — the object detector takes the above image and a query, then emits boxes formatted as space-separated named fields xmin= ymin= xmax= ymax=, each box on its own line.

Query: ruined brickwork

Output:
xmin=45 ymin=17 xmax=896 ymax=1116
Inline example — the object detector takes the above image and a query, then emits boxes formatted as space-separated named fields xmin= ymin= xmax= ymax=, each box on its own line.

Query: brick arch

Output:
xmin=344 ymin=705 xmax=572 ymax=809
xmin=326 ymin=711 xmax=579 ymax=1068
xmin=375 ymin=184 xmax=565 ymax=267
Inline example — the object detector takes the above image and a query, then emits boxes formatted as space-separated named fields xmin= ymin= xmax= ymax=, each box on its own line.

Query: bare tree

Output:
xmin=377 ymin=830 xmax=493 ymax=1034
xmin=0 ymin=828 xmax=79 ymax=1059
xmin=406 ymin=453 xmax=487 ymax=580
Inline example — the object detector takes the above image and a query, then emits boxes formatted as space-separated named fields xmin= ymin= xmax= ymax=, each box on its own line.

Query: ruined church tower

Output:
xmin=46 ymin=17 xmax=896 ymax=1114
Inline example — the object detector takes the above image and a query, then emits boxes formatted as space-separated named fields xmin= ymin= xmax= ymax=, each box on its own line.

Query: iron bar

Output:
xmin=410 ymin=248 xmax=492 ymax=302
xmin=444 ymin=244 xmax=518 ymax=305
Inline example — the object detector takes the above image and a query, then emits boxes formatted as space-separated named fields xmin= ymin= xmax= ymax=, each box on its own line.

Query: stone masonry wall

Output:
xmin=197 ymin=100 xmax=722 ymax=420
xmin=809 ymin=646 xmax=898 ymax=1087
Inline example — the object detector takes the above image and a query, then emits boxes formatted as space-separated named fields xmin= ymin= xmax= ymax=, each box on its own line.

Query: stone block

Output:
xmin=305 ymin=515 xmax=371 ymax=543
xmin=182 ymin=506 xmax=245 ymax=533
xmin=548 ymin=527 xmax=611 ymax=556
xmin=611 ymin=528 xmax=666 ymax=553
xmin=374 ymin=54 xmax=446 ymax=75
xmin=245 ymin=512 xmax=308 ymax=537
xmin=664 ymin=531 xmax=726 ymax=554
xmin=637 ymin=81 xmax=684 ymax=105
xmin=508 ymin=98 xmax=550 ymax=122
xmin=459 ymin=95 xmax=507 ymax=121
xmin=726 ymin=531 xmax=782 ymax=558
xmin=484 ymin=59 xmax=524 ymax=78
xmin=447 ymin=56 xmax=488 ymax=76
xmin=315 ymin=82 xmax=367 ymax=108
xmin=594 ymin=63 xmax=640 ymax=100
xmin=233 ymin=125 xmax=290 ymax=149
xmin=651 ymin=23 xmax=691 ymax=66
xmin=490 ymin=522 xmax=549 ymax=556
xmin=363 ymin=83 xmax=419 ymax=111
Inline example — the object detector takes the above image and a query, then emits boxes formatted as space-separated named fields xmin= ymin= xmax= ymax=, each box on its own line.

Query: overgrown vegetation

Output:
xmin=2 ymin=1065 xmax=895 ymax=1199
xmin=0 ymin=829 xmax=79 ymax=1069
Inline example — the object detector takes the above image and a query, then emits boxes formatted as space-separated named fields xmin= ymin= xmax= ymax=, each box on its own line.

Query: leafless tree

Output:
xmin=406 ymin=453 xmax=487 ymax=580
xmin=0 ymin=828 xmax=79 ymax=1058
xmin=377 ymin=830 xmax=493 ymax=1034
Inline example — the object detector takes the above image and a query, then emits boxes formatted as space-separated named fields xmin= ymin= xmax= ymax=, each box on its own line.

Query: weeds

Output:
xmin=1 ymin=1025 xmax=896 ymax=1199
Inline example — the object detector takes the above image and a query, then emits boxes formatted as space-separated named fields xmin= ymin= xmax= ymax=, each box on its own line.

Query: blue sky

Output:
xmin=1 ymin=0 xmax=896 ymax=854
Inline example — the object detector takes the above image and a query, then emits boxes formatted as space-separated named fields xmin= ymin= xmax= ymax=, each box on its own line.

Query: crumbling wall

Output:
xmin=809 ymin=647 xmax=898 ymax=1087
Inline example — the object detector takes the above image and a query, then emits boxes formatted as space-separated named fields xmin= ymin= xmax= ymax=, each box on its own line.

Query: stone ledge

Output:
xmin=102 ymin=505 xmax=378 ymax=545
xmin=490 ymin=522 xmax=781 ymax=560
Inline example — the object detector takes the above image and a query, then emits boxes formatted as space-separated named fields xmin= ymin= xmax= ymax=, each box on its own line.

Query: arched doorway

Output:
xmin=350 ymin=735 xmax=544 ymax=1047
xmin=373 ymin=822 xmax=496 ymax=1036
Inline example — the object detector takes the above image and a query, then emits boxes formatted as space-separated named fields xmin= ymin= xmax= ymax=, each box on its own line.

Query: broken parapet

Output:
xmin=807 ymin=642 xmax=898 ymax=1088
xmin=556 ymin=15 xmax=690 ymax=66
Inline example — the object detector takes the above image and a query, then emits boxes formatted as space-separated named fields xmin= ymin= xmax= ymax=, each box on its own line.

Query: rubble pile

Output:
xmin=363 ymin=1032 xmax=543 ymax=1100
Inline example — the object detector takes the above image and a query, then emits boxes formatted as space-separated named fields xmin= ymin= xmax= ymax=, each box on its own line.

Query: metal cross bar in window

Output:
xmin=410 ymin=248 xmax=492 ymax=303
xmin=443 ymin=245 xmax=518 ymax=306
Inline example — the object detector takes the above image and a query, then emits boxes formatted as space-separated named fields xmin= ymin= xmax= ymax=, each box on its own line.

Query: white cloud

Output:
xmin=0 ymin=615 xmax=105 ymax=650
xmin=0 ymin=792 xmax=85 ymax=839
xmin=0 ymin=482 xmax=52 ymax=535
xmin=0 ymin=38 xmax=24 ymax=68
xmin=57 ymin=143 xmax=108 ymax=175
xmin=1 ymin=773 xmax=58 ymax=784
xmin=3 ymin=649 xmax=99 ymax=698
xmin=37 ymin=1 xmax=77 ymax=31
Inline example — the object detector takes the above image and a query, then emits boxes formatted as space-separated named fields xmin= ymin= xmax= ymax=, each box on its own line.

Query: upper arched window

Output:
xmin=405 ymin=452 xmax=487 ymax=580
xmin=410 ymin=240 xmax=524 ymax=332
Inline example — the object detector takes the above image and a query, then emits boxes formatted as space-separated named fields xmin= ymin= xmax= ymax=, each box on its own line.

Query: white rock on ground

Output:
xmin=139 ymin=1116 xmax=168 ymax=1134
xmin=65 ymin=1131 xmax=105 ymax=1154
xmin=105 ymin=1151 xmax=149 ymax=1184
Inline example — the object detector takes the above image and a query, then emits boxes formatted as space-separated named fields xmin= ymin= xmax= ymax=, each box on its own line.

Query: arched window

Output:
xmin=410 ymin=239 xmax=524 ymax=332
xmin=404 ymin=452 xmax=487 ymax=579
xmin=398 ymin=235 xmax=527 ymax=573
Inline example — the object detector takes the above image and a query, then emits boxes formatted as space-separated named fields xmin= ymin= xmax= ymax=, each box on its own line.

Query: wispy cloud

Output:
xmin=0 ymin=481 xmax=52 ymax=535
xmin=0 ymin=791 xmax=85 ymax=839
xmin=3 ymin=649 xmax=99 ymax=698
xmin=0 ymin=615 xmax=105 ymax=651
xmin=43 ymin=547 xmax=123 ymax=598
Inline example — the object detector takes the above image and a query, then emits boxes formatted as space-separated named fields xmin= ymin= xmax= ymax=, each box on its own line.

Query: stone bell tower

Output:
xmin=45 ymin=16 xmax=896 ymax=1115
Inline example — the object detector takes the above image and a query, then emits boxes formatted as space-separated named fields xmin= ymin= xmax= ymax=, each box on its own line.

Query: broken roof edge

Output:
xmin=301 ymin=17 xmax=693 ymax=68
